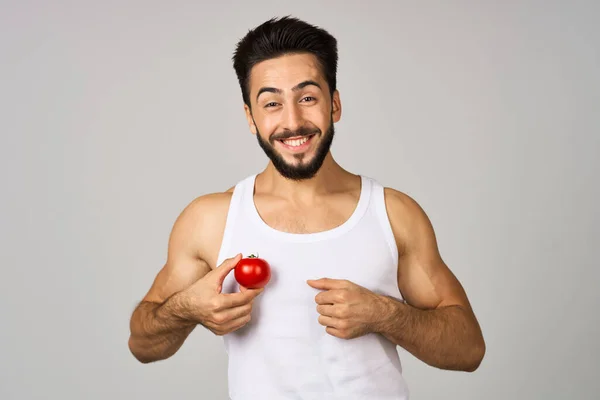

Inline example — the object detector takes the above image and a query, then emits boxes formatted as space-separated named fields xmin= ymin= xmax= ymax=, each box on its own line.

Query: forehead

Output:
xmin=248 ymin=53 xmax=326 ymax=92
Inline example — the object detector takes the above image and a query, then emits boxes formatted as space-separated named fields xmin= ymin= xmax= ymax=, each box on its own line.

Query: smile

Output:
xmin=277 ymin=134 xmax=316 ymax=151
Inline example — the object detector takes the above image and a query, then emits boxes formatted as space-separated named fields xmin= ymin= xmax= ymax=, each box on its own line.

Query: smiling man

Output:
xmin=128 ymin=16 xmax=485 ymax=399
xmin=246 ymin=56 xmax=337 ymax=182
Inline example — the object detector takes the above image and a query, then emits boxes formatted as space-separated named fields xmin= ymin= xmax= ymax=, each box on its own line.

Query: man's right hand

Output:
xmin=178 ymin=253 xmax=264 ymax=336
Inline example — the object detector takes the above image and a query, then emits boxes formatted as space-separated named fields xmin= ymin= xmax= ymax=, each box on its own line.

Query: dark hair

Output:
xmin=232 ymin=16 xmax=338 ymax=107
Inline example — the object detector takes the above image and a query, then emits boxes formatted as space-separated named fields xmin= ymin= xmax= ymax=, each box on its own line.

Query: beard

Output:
xmin=255 ymin=118 xmax=335 ymax=181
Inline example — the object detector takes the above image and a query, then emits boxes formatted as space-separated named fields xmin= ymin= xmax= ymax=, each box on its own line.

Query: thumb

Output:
xmin=210 ymin=253 xmax=242 ymax=287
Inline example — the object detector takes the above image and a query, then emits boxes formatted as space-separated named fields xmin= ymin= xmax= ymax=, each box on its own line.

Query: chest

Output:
xmin=220 ymin=229 xmax=401 ymax=334
xmin=254 ymin=195 xmax=359 ymax=234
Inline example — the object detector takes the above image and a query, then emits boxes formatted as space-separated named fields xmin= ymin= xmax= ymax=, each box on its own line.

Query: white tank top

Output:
xmin=217 ymin=173 xmax=410 ymax=400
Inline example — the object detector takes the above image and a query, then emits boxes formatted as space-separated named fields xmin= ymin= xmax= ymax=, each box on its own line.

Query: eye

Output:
xmin=300 ymin=96 xmax=316 ymax=103
xmin=264 ymin=102 xmax=279 ymax=108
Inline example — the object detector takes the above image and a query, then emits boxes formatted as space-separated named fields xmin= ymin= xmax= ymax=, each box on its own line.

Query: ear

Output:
xmin=331 ymin=90 xmax=342 ymax=123
xmin=244 ymin=104 xmax=257 ymax=135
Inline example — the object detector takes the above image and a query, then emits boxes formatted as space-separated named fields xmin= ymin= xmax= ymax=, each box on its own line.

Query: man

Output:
xmin=128 ymin=16 xmax=485 ymax=399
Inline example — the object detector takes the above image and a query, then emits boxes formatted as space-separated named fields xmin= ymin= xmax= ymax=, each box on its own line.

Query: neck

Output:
xmin=257 ymin=153 xmax=357 ymax=200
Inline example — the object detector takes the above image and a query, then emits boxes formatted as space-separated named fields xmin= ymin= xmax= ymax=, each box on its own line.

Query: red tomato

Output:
xmin=234 ymin=254 xmax=271 ymax=289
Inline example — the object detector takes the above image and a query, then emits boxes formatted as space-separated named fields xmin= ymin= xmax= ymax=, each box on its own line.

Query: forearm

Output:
xmin=128 ymin=292 xmax=196 ymax=363
xmin=376 ymin=298 xmax=485 ymax=372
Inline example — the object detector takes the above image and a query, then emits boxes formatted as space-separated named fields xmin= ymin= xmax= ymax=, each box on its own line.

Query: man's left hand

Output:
xmin=307 ymin=278 xmax=396 ymax=339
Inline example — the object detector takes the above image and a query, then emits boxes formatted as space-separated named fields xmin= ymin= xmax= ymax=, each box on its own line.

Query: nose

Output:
xmin=282 ymin=103 xmax=304 ymax=133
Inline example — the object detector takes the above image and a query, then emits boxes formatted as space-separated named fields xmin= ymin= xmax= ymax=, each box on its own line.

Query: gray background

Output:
xmin=1 ymin=1 xmax=598 ymax=399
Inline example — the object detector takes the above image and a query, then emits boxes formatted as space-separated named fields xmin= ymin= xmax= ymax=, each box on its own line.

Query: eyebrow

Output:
xmin=256 ymin=80 xmax=322 ymax=102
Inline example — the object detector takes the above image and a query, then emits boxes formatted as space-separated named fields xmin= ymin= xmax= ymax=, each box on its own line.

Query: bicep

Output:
xmin=142 ymin=258 xmax=210 ymax=304
xmin=386 ymin=188 xmax=473 ymax=311
xmin=142 ymin=200 xmax=211 ymax=304
xmin=397 ymin=250 xmax=471 ymax=311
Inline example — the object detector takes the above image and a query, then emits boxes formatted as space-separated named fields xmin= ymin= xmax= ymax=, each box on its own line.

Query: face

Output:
xmin=244 ymin=53 xmax=341 ymax=181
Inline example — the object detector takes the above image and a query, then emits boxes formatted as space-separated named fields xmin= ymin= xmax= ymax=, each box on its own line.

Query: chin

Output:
xmin=255 ymin=120 xmax=335 ymax=180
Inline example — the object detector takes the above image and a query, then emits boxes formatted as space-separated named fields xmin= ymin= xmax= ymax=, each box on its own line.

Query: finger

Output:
xmin=208 ymin=253 xmax=243 ymax=286
xmin=317 ymin=315 xmax=341 ymax=328
xmin=316 ymin=304 xmax=339 ymax=317
xmin=325 ymin=326 xmax=348 ymax=339
xmin=218 ymin=314 xmax=252 ymax=335
xmin=307 ymin=278 xmax=349 ymax=290
xmin=217 ymin=302 xmax=252 ymax=321
xmin=220 ymin=287 xmax=264 ymax=308
xmin=225 ymin=314 xmax=252 ymax=333
xmin=315 ymin=289 xmax=345 ymax=305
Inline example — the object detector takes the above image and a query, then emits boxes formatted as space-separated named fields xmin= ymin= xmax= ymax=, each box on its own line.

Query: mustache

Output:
xmin=271 ymin=127 xmax=320 ymax=141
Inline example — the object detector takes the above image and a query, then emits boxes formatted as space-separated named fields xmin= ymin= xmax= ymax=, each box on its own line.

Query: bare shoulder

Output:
xmin=183 ymin=187 xmax=234 ymax=223
xmin=176 ymin=186 xmax=236 ymax=269
xmin=382 ymin=187 xmax=424 ymax=215
xmin=140 ymin=187 xmax=235 ymax=304
xmin=383 ymin=187 xmax=474 ymax=310
xmin=382 ymin=187 xmax=439 ymax=257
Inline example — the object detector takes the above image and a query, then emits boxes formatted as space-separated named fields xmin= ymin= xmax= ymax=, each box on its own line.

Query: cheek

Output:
xmin=308 ymin=107 xmax=331 ymax=128
xmin=258 ymin=120 xmax=282 ymax=141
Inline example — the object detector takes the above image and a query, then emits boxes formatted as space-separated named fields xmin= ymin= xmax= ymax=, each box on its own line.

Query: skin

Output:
xmin=306 ymin=189 xmax=486 ymax=371
xmin=128 ymin=193 xmax=264 ymax=363
xmin=128 ymin=52 xmax=485 ymax=372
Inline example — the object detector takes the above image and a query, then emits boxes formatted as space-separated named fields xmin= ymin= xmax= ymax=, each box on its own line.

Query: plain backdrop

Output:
xmin=1 ymin=1 xmax=598 ymax=399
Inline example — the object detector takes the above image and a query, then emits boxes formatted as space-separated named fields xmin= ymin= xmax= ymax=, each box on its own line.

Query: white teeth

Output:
xmin=283 ymin=136 xmax=309 ymax=147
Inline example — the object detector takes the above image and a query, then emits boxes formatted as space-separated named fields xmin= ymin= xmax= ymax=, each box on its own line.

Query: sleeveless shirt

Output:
xmin=217 ymin=173 xmax=410 ymax=400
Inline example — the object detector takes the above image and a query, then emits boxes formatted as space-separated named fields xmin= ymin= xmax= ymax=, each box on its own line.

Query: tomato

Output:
xmin=234 ymin=254 xmax=271 ymax=289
